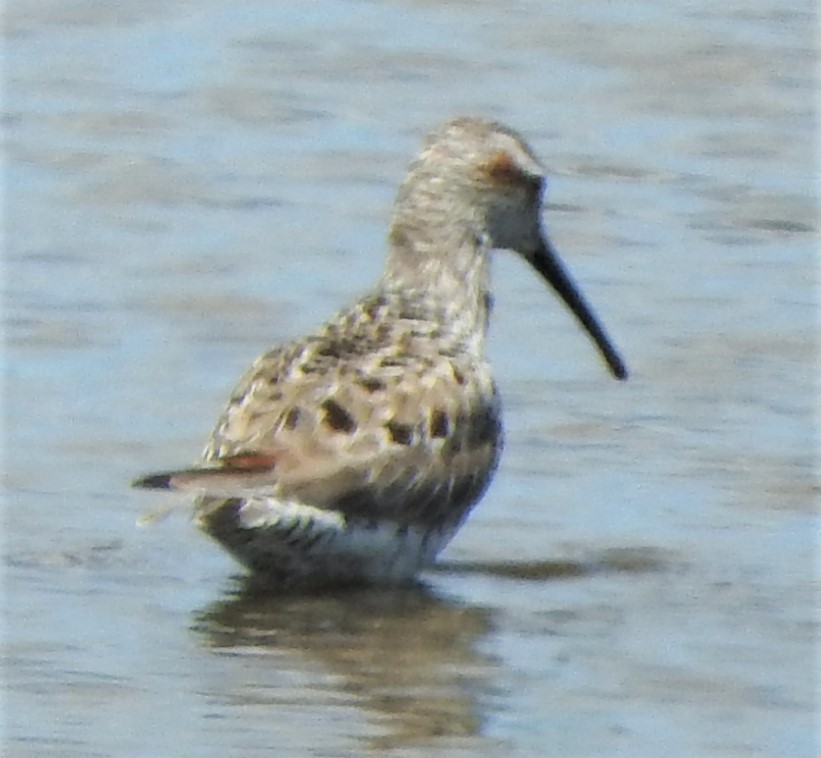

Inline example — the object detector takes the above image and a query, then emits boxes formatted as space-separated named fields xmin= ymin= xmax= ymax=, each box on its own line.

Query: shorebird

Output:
xmin=133 ymin=117 xmax=627 ymax=588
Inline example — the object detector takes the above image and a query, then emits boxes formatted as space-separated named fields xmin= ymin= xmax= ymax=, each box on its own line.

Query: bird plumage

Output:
xmin=133 ymin=117 xmax=627 ymax=588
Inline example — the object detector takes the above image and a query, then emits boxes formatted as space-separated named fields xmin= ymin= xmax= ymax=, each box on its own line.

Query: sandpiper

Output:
xmin=133 ymin=117 xmax=627 ymax=588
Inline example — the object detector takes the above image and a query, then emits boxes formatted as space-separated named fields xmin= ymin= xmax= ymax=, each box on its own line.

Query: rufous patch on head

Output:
xmin=482 ymin=150 xmax=522 ymax=184
xmin=482 ymin=151 xmax=523 ymax=186
xmin=481 ymin=150 xmax=542 ymax=193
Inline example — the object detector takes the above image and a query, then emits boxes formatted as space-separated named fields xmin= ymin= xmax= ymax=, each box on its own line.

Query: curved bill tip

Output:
xmin=528 ymin=237 xmax=628 ymax=381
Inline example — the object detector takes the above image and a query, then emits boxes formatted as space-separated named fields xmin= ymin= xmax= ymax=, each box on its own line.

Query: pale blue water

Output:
xmin=4 ymin=1 xmax=817 ymax=756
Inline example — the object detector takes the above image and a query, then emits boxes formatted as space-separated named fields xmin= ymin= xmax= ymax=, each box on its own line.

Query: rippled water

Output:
xmin=5 ymin=1 xmax=817 ymax=756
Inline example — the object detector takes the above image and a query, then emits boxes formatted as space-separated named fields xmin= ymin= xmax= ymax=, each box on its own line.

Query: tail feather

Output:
xmin=132 ymin=472 xmax=176 ymax=490
xmin=131 ymin=453 xmax=279 ymax=496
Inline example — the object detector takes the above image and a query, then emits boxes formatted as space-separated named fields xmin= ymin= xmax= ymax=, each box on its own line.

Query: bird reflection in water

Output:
xmin=193 ymin=582 xmax=497 ymax=752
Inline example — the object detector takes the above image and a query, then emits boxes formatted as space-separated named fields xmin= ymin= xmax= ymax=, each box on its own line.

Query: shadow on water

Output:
xmin=193 ymin=581 xmax=498 ymax=751
xmin=434 ymin=545 xmax=675 ymax=581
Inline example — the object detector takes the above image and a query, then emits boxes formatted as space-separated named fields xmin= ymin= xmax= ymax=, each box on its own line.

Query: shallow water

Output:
xmin=4 ymin=0 xmax=817 ymax=755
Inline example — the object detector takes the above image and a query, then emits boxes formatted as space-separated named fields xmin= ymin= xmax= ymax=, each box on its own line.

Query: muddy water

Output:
xmin=4 ymin=1 xmax=816 ymax=756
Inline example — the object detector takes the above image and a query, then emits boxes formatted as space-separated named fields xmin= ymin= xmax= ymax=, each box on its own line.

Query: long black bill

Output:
xmin=528 ymin=237 xmax=628 ymax=380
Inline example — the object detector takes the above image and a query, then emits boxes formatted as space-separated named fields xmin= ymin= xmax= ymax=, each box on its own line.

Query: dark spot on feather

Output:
xmin=468 ymin=406 xmax=499 ymax=448
xmin=283 ymin=406 xmax=301 ymax=430
xmin=380 ymin=356 xmax=407 ymax=368
xmin=357 ymin=377 xmax=386 ymax=393
xmin=321 ymin=398 xmax=357 ymax=434
xmin=315 ymin=337 xmax=360 ymax=360
xmin=362 ymin=296 xmax=387 ymax=320
xmin=316 ymin=343 xmax=342 ymax=359
xmin=452 ymin=365 xmax=466 ymax=385
xmin=386 ymin=420 xmax=414 ymax=446
xmin=430 ymin=409 xmax=449 ymax=438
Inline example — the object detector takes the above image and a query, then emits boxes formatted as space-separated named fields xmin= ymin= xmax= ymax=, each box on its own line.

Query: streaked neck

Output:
xmin=381 ymin=220 xmax=492 ymax=354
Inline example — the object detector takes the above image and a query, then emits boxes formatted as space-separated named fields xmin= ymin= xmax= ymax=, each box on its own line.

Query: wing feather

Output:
xmin=189 ymin=305 xmax=502 ymax=527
